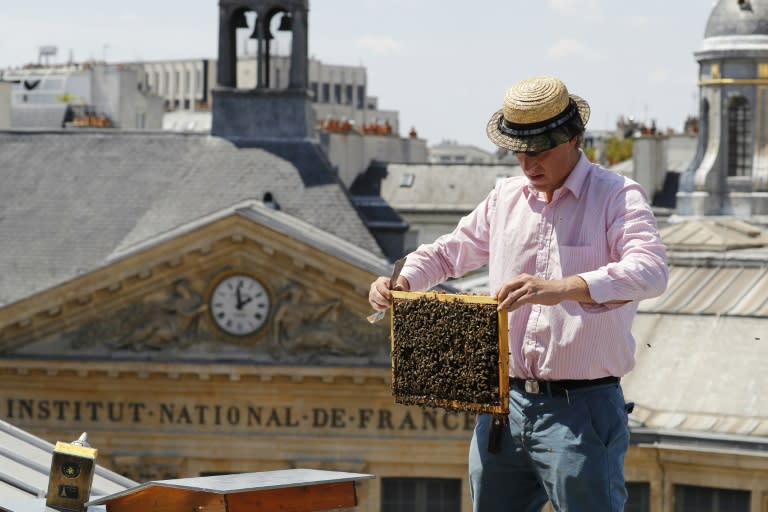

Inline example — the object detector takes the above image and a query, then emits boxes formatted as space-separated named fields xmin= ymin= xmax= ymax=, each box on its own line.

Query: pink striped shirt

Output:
xmin=400 ymin=153 xmax=668 ymax=380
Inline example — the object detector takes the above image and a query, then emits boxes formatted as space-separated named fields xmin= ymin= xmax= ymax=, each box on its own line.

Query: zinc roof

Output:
xmin=0 ymin=420 xmax=135 ymax=511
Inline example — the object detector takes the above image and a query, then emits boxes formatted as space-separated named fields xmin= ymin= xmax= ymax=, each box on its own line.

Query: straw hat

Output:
xmin=486 ymin=76 xmax=590 ymax=153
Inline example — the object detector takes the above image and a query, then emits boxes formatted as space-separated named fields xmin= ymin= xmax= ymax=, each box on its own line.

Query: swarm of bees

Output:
xmin=390 ymin=293 xmax=508 ymax=413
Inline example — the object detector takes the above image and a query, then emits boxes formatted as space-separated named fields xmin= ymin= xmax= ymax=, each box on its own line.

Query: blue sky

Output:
xmin=0 ymin=0 xmax=715 ymax=151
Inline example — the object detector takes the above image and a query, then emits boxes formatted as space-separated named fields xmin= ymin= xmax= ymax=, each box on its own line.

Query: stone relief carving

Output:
xmin=111 ymin=279 xmax=207 ymax=351
xmin=68 ymin=278 xmax=208 ymax=352
xmin=270 ymin=281 xmax=384 ymax=362
xmin=7 ymin=275 xmax=387 ymax=364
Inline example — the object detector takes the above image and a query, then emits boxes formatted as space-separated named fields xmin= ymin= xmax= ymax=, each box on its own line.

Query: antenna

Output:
xmin=38 ymin=45 xmax=58 ymax=66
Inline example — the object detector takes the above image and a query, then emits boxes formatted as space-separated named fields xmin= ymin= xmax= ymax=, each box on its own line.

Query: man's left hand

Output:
xmin=495 ymin=274 xmax=593 ymax=312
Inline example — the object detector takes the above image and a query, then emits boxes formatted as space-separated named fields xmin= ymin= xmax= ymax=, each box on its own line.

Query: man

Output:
xmin=368 ymin=76 xmax=668 ymax=511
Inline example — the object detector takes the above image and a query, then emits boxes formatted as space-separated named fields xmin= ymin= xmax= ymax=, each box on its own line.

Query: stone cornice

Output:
xmin=0 ymin=359 xmax=391 ymax=384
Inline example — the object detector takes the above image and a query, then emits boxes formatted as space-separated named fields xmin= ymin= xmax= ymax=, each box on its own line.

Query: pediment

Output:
xmin=0 ymin=204 xmax=391 ymax=365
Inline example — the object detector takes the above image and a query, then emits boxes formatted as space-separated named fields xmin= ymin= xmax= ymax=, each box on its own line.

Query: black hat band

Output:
xmin=498 ymin=98 xmax=580 ymax=137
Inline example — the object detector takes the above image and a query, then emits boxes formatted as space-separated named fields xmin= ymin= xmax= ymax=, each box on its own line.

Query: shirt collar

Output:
xmin=562 ymin=152 xmax=591 ymax=200
xmin=523 ymin=151 xmax=592 ymax=201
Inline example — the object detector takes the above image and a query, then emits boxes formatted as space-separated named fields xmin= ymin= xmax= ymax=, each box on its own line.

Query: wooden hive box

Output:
xmin=390 ymin=291 xmax=509 ymax=414
xmin=85 ymin=469 xmax=374 ymax=512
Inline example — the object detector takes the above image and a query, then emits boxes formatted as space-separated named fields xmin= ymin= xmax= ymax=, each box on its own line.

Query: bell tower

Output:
xmin=212 ymin=0 xmax=314 ymax=142
xmin=677 ymin=0 xmax=768 ymax=216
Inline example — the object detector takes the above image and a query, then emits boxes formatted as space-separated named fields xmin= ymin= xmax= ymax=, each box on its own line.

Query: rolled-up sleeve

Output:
xmin=400 ymin=189 xmax=496 ymax=291
xmin=579 ymin=182 xmax=668 ymax=304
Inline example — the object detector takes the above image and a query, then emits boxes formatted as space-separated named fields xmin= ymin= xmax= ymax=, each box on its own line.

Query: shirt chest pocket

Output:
xmin=556 ymin=245 xmax=604 ymax=277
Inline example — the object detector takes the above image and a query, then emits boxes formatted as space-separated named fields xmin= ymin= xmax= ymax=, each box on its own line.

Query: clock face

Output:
xmin=210 ymin=274 xmax=271 ymax=336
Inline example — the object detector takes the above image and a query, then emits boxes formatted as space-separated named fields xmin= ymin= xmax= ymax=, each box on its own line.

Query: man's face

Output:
xmin=515 ymin=137 xmax=580 ymax=200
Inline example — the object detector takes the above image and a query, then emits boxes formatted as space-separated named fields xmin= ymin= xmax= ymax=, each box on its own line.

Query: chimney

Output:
xmin=46 ymin=433 xmax=98 ymax=512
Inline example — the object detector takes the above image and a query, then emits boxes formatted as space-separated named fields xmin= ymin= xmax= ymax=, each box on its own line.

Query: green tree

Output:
xmin=605 ymin=137 xmax=633 ymax=165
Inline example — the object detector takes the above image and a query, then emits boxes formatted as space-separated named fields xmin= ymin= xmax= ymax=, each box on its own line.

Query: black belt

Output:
xmin=509 ymin=376 xmax=619 ymax=396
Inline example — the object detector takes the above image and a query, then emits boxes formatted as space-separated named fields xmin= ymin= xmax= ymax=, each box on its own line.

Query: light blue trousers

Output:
xmin=468 ymin=382 xmax=629 ymax=512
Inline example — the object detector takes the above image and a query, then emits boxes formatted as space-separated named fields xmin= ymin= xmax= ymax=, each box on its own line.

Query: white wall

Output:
xmin=0 ymin=82 xmax=10 ymax=129
xmin=322 ymin=132 xmax=428 ymax=187
xmin=633 ymin=135 xmax=667 ymax=198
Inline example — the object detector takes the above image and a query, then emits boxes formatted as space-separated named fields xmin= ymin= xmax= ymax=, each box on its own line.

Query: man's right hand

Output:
xmin=368 ymin=276 xmax=410 ymax=311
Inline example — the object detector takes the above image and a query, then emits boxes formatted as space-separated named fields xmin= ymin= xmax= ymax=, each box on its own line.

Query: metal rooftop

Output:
xmin=0 ymin=420 xmax=136 ymax=512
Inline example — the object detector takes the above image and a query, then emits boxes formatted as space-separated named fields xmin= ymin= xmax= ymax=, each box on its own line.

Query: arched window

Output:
xmin=700 ymin=98 xmax=709 ymax=142
xmin=727 ymin=96 xmax=752 ymax=177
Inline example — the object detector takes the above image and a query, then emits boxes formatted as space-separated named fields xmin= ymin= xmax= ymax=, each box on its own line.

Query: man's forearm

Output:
xmin=562 ymin=275 xmax=595 ymax=303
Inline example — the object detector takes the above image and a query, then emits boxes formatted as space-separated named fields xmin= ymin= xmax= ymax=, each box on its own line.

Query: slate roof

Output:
xmin=111 ymin=200 xmax=390 ymax=277
xmin=0 ymin=419 xmax=136 ymax=511
xmin=378 ymin=163 xmax=524 ymax=212
xmin=0 ymin=130 xmax=383 ymax=307
xmin=10 ymin=105 xmax=69 ymax=130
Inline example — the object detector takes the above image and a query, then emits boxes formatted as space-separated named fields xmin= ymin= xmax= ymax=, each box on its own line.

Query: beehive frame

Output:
xmin=390 ymin=291 xmax=509 ymax=414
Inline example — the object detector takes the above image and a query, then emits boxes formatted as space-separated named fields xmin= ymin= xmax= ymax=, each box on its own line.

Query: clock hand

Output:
xmin=235 ymin=282 xmax=245 ymax=310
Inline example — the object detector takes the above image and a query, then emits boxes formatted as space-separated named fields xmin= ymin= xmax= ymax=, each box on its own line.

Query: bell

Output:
xmin=233 ymin=10 xmax=249 ymax=29
xmin=250 ymin=21 xmax=273 ymax=40
xmin=277 ymin=13 xmax=293 ymax=31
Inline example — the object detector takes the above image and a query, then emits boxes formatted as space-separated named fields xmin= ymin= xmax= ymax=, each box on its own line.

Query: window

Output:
xmin=346 ymin=84 xmax=353 ymax=105
xmin=626 ymin=482 xmax=650 ymax=512
xmin=357 ymin=85 xmax=365 ymax=109
xmin=322 ymin=83 xmax=330 ymax=103
xmin=381 ymin=478 xmax=461 ymax=512
xmin=727 ymin=96 xmax=752 ymax=177
xmin=674 ymin=484 xmax=750 ymax=512
xmin=334 ymin=83 xmax=342 ymax=104
xmin=400 ymin=173 xmax=415 ymax=187
xmin=310 ymin=81 xmax=318 ymax=100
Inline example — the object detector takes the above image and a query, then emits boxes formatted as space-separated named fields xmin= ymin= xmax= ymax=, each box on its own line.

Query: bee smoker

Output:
xmin=46 ymin=433 xmax=98 ymax=512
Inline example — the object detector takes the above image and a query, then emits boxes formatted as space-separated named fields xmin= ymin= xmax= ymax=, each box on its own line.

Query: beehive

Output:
xmin=390 ymin=291 xmax=509 ymax=414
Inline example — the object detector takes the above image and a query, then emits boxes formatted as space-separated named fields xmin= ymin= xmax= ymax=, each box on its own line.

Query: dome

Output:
xmin=704 ymin=0 xmax=768 ymax=38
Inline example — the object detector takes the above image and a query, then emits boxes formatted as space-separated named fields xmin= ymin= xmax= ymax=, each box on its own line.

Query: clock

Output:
xmin=209 ymin=273 xmax=271 ymax=336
